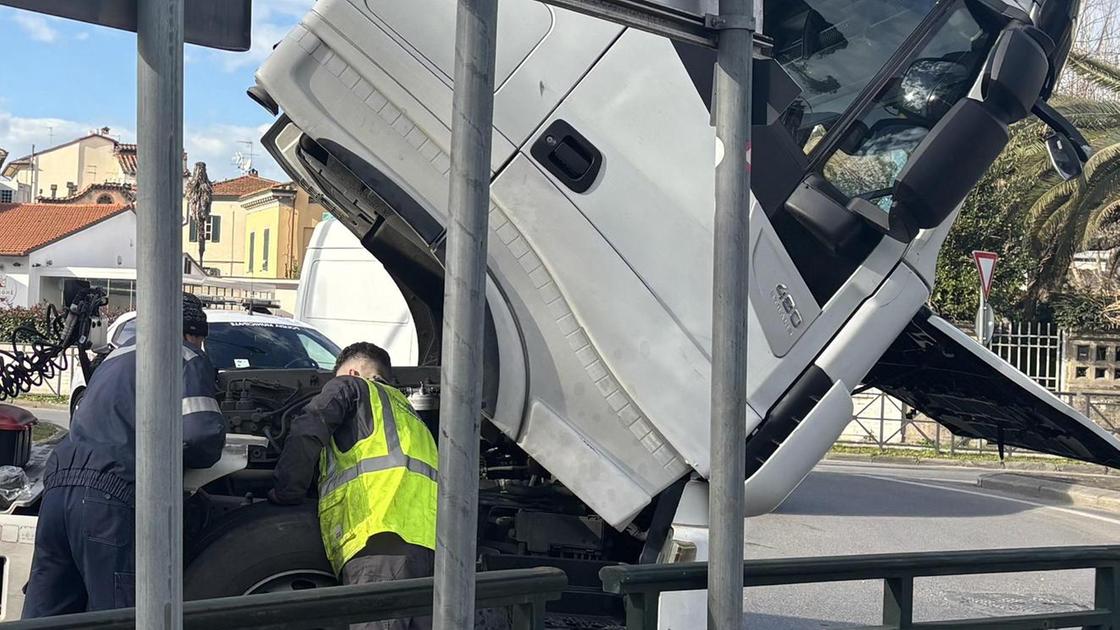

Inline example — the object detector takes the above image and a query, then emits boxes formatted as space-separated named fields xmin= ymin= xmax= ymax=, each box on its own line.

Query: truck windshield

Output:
xmin=820 ymin=2 xmax=994 ymax=207
xmin=768 ymin=0 xmax=937 ymax=151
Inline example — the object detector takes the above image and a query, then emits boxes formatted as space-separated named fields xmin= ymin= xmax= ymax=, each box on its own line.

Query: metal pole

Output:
xmin=136 ymin=0 xmax=184 ymax=628
xmin=433 ymin=0 xmax=498 ymax=628
xmin=708 ymin=0 xmax=753 ymax=627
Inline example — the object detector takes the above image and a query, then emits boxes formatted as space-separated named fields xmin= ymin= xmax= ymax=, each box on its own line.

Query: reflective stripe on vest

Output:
xmin=319 ymin=383 xmax=437 ymax=497
xmin=317 ymin=379 xmax=438 ymax=573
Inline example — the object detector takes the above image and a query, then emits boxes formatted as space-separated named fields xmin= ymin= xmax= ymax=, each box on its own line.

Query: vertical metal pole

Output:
xmin=708 ymin=0 xmax=753 ymax=628
xmin=136 ymin=1 xmax=184 ymax=629
xmin=433 ymin=1 xmax=497 ymax=628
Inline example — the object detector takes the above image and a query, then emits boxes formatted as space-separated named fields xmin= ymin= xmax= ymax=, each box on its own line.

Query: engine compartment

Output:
xmin=205 ymin=366 xmax=656 ymax=587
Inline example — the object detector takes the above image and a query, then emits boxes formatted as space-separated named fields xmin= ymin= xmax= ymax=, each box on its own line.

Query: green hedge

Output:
xmin=0 ymin=305 xmax=50 ymax=342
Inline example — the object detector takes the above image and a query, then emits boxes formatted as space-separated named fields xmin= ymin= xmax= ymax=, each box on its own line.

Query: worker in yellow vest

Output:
xmin=270 ymin=342 xmax=438 ymax=630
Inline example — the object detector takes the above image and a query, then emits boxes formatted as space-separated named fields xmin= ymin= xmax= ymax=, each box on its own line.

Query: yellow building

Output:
xmin=183 ymin=172 xmax=323 ymax=279
xmin=1 ymin=129 xmax=138 ymax=200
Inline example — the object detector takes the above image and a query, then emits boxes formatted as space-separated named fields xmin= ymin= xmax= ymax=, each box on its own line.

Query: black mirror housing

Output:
xmin=891 ymin=99 xmax=1009 ymax=230
xmin=1046 ymin=131 xmax=1084 ymax=181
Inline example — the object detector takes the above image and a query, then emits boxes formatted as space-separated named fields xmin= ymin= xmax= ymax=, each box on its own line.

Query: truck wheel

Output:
xmin=184 ymin=502 xmax=336 ymax=599
xmin=69 ymin=387 xmax=84 ymax=418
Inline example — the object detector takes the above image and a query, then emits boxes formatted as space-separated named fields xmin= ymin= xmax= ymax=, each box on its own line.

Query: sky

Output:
xmin=0 ymin=1 xmax=316 ymax=182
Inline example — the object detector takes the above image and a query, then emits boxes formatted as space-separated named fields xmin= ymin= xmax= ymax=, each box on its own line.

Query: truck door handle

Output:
xmin=530 ymin=120 xmax=602 ymax=193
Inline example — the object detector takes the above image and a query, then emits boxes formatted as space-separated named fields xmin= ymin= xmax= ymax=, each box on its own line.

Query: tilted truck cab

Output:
xmin=250 ymin=0 xmax=1111 ymax=622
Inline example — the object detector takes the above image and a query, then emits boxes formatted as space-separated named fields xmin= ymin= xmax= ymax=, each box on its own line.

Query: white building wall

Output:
xmin=27 ymin=211 xmax=137 ymax=304
xmin=0 ymin=257 xmax=31 ymax=307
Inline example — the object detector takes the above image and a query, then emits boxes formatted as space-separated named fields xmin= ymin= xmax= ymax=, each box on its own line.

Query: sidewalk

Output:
xmin=824 ymin=451 xmax=1113 ymax=474
xmin=977 ymin=472 xmax=1120 ymax=512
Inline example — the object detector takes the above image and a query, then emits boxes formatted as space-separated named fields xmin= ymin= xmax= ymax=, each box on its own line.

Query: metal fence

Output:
xmin=838 ymin=388 xmax=1120 ymax=456
xmin=0 ymin=567 xmax=567 ymax=630
xmin=600 ymin=545 xmax=1120 ymax=630
xmin=990 ymin=321 xmax=1065 ymax=392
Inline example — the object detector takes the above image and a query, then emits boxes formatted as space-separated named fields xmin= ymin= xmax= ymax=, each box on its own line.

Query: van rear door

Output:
xmin=865 ymin=310 xmax=1120 ymax=467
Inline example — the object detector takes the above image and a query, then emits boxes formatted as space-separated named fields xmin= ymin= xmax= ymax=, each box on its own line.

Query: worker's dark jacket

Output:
xmin=272 ymin=375 xmax=380 ymax=503
xmin=43 ymin=341 xmax=226 ymax=505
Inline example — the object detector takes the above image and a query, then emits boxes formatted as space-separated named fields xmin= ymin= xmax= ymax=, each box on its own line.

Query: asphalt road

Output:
xmin=742 ymin=461 xmax=1120 ymax=628
xmin=27 ymin=407 xmax=69 ymax=430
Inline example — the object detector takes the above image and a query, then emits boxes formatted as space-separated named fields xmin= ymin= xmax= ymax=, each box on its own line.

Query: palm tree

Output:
xmin=1018 ymin=52 xmax=1120 ymax=315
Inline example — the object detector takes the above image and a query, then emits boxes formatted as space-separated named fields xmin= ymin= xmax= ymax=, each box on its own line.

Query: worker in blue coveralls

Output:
xmin=21 ymin=293 xmax=226 ymax=616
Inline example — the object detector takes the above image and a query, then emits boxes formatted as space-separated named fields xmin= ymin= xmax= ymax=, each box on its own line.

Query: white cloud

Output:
xmin=0 ymin=109 xmax=132 ymax=161
xmin=13 ymin=13 xmax=60 ymax=44
xmin=211 ymin=0 xmax=316 ymax=72
xmin=185 ymin=123 xmax=285 ymax=182
xmin=0 ymin=107 xmax=283 ymax=184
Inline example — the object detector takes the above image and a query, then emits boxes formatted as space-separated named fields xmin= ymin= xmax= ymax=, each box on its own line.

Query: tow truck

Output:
xmin=0 ymin=0 xmax=1112 ymax=625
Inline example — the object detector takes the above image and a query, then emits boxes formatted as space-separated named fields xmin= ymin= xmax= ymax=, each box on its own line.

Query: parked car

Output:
xmin=69 ymin=309 xmax=341 ymax=415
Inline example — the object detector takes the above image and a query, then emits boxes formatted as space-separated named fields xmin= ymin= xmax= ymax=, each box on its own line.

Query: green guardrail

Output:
xmin=600 ymin=545 xmax=1120 ymax=630
xmin=0 ymin=567 xmax=567 ymax=630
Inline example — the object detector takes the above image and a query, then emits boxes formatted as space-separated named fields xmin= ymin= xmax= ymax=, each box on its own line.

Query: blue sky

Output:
xmin=0 ymin=1 xmax=316 ymax=182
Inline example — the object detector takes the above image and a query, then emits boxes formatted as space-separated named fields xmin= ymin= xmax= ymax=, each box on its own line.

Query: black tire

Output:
xmin=69 ymin=387 xmax=84 ymax=418
xmin=184 ymin=502 xmax=336 ymax=600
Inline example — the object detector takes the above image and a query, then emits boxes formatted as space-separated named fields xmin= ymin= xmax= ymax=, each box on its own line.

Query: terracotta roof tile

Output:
xmin=212 ymin=174 xmax=278 ymax=197
xmin=115 ymin=144 xmax=138 ymax=176
xmin=0 ymin=203 xmax=131 ymax=256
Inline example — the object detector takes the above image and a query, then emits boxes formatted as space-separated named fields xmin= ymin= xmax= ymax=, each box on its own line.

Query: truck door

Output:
xmin=502 ymin=0 xmax=1016 ymax=418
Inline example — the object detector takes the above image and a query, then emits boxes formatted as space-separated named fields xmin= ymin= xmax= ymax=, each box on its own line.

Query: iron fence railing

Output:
xmin=837 ymin=389 xmax=1120 ymax=458
xmin=0 ymin=567 xmax=567 ymax=630
xmin=600 ymin=545 xmax=1120 ymax=630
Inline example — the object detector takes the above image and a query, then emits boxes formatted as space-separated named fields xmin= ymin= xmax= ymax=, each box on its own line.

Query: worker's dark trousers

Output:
xmin=22 ymin=485 xmax=135 ymax=617
xmin=342 ymin=533 xmax=434 ymax=630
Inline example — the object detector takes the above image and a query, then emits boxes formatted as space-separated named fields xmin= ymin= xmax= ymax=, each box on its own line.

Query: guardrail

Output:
xmin=600 ymin=545 xmax=1120 ymax=629
xmin=0 ymin=567 xmax=566 ymax=630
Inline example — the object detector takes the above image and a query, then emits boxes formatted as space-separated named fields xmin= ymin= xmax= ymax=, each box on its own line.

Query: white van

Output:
xmin=294 ymin=219 xmax=418 ymax=365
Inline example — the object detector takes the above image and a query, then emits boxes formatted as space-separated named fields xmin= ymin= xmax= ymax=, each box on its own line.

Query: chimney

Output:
xmin=50 ymin=184 xmax=57 ymax=199
xmin=67 ymin=182 xmax=77 ymax=196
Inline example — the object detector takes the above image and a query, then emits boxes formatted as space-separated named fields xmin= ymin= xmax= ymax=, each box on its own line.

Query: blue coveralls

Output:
xmin=21 ymin=341 xmax=225 ymax=617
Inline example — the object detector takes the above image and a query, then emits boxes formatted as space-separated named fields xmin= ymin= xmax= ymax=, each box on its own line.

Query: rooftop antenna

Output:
xmin=232 ymin=140 xmax=255 ymax=175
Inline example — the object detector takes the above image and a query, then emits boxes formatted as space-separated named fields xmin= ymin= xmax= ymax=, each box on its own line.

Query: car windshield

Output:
xmin=112 ymin=318 xmax=341 ymax=370
xmin=205 ymin=322 xmax=341 ymax=370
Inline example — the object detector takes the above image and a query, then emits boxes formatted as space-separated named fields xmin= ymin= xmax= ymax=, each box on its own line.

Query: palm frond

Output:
xmin=1067 ymin=51 xmax=1120 ymax=96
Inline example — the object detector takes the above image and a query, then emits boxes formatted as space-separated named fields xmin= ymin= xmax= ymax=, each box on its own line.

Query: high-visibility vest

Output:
xmin=317 ymin=379 xmax=439 ymax=574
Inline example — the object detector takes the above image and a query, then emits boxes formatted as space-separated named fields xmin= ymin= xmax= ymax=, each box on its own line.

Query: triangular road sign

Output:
xmin=973 ymin=250 xmax=999 ymax=299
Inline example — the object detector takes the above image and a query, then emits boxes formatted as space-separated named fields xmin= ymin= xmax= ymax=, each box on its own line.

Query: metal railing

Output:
xmin=838 ymin=389 xmax=1120 ymax=458
xmin=0 ymin=567 xmax=566 ymax=630
xmin=600 ymin=545 xmax=1120 ymax=629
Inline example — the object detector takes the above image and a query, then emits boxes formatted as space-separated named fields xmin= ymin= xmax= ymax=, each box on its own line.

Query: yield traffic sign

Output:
xmin=973 ymin=251 xmax=999 ymax=299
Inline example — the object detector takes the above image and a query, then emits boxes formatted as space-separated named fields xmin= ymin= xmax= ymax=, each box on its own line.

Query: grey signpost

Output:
xmin=973 ymin=251 xmax=999 ymax=347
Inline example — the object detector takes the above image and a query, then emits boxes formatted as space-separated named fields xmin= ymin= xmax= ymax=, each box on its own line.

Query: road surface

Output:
xmin=28 ymin=407 xmax=69 ymax=430
xmin=743 ymin=461 xmax=1120 ymax=628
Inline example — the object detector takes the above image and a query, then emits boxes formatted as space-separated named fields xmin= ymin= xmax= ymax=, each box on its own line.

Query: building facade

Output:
xmin=183 ymin=172 xmax=323 ymax=279
xmin=2 ymin=130 xmax=138 ymax=200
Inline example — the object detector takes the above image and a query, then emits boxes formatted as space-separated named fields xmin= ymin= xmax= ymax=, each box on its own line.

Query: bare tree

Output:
xmin=185 ymin=162 xmax=213 ymax=267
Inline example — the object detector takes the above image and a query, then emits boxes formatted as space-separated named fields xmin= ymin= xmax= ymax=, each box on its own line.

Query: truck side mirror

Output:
xmin=1046 ymin=131 xmax=1084 ymax=181
xmin=891 ymin=26 xmax=1050 ymax=232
